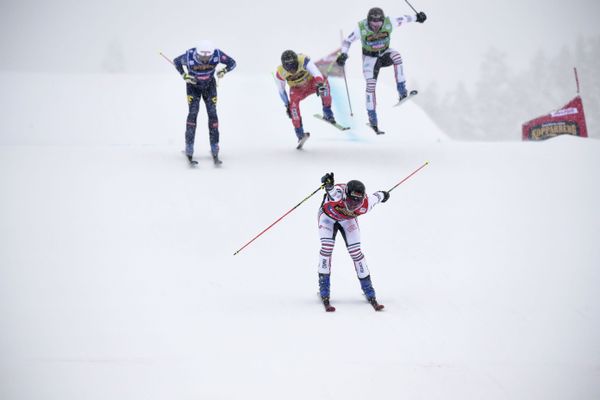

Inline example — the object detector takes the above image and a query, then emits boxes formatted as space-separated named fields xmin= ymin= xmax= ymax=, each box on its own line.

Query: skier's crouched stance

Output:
xmin=317 ymin=172 xmax=390 ymax=311
xmin=173 ymin=40 xmax=236 ymax=166
xmin=275 ymin=50 xmax=335 ymax=149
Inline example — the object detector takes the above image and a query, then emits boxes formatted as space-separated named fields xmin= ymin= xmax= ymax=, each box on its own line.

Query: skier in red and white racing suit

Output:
xmin=317 ymin=172 xmax=390 ymax=307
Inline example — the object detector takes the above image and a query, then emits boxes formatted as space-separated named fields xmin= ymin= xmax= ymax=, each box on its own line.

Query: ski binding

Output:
xmin=393 ymin=90 xmax=418 ymax=107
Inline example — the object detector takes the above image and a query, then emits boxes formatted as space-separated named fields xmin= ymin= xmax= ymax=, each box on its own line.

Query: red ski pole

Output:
xmin=234 ymin=185 xmax=324 ymax=255
xmin=387 ymin=161 xmax=429 ymax=193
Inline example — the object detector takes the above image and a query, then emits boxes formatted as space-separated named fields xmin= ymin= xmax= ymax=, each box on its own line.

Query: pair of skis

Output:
xmin=312 ymin=115 xmax=351 ymax=131
xmin=297 ymin=114 xmax=350 ymax=149
xmin=313 ymin=90 xmax=418 ymax=136
xmin=184 ymin=153 xmax=222 ymax=168
xmin=366 ymin=90 xmax=419 ymax=135
xmin=297 ymin=116 xmax=348 ymax=150
xmin=320 ymin=295 xmax=385 ymax=312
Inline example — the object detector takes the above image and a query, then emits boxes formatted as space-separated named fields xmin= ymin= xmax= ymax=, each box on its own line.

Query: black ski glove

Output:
xmin=416 ymin=11 xmax=427 ymax=23
xmin=380 ymin=191 xmax=390 ymax=203
xmin=286 ymin=104 xmax=292 ymax=119
xmin=321 ymin=172 xmax=334 ymax=188
xmin=336 ymin=53 xmax=348 ymax=67
xmin=316 ymin=82 xmax=326 ymax=97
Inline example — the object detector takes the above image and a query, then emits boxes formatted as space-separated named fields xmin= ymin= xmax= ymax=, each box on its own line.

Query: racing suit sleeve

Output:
xmin=325 ymin=185 xmax=344 ymax=202
xmin=173 ymin=53 xmax=187 ymax=75
xmin=340 ymin=26 xmax=361 ymax=55
xmin=364 ymin=192 xmax=387 ymax=213
xmin=216 ymin=50 xmax=237 ymax=73
xmin=304 ymin=58 xmax=324 ymax=82
xmin=390 ymin=15 xmax=417 ymax=27
xmin=274 ymin=71 xmax=289 ymax=106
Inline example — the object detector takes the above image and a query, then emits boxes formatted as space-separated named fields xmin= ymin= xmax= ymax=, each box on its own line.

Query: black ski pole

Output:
xmin=404 ymin=0 xmax=418 ymax=14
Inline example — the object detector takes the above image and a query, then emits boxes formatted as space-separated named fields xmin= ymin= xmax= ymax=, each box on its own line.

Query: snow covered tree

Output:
xmin=418 ymin=36 xmax=599 ymax=140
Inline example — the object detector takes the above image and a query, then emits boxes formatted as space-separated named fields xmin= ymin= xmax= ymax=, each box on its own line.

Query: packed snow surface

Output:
xmin=1 ymin=73 xmax=599 ymax=399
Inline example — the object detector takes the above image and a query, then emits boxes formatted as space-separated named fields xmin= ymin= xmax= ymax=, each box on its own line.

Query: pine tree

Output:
xmin=472 ymin=47 xmax=515 ymax=140
xmin=418 ymin=35 xmax=600 ymax=140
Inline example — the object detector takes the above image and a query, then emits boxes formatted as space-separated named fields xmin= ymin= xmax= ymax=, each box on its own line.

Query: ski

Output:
xmin=316 ymin=293 xmax=336 ymax=312
xmin=366 ymin=123 xmax=385 ymax=135
xmin=212 ymin=155 xmax=223 ymax=167
xmin=296 ymin=132 xmax=311 ymax=150
xmin=368 ymin=298 xmax=385 ymax=311
xmin=322 ymin=298 xmax=336 ymax=312
xmin=182 ymin=152 xmax=199 ymax=167
xmin=313 ymin=114 xmax=350 ymax=131
xmin=393 ymin=90 xmax=418 ymax=107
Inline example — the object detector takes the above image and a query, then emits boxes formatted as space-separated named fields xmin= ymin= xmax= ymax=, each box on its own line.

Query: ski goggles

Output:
xmin=282 ymin=59 xmax=299 ymax=72
xmin=368 ymin=13 xmax=384 ymax=23
xmin=346 ymin=193 xmax=365 ymax=210
xmin=195 ymin=51 xmax=212 ymax=63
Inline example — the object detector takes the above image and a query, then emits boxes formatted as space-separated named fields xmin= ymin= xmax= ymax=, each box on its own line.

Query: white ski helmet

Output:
xmin=195 ymin=40 xmax=215 ymax=62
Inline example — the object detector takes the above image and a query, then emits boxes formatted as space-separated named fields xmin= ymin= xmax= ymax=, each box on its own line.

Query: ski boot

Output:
xmin=295 ymin=126 xmax=310 ymax=150
xmin=186 ymin=154 xmax=198 ymax=166
xmin=368 ymin=297 xmax=385 ymax=311
xmin=185 ymin=144 xmax=198 ymax=166
xmin=319 ymin=273 xmax=331 ymax=298
xmin=322 ymin=297 xmax=336 ymax=312
xmin=322 ymin=106 xmax=336 ymax=124
xmin=319 ymin=273 xmax=335 ymax=312
xmin=360 ymin=275 xmax=384 ymax=311
xmin=397 ymin=81 xmax=408 ymax=102
xmin=367 ymin=110 xmax=384 ymax=134
xmin=211 ymin=144 xmax=223 ymax=166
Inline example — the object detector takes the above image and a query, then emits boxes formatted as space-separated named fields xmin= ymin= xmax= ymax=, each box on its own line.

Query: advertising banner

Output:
xmin=522 ymin=96 xmax=588 ymax=141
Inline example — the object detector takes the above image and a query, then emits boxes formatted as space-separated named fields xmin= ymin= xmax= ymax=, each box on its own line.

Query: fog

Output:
xmin=1 ymin=0 xmax=599 ymax=91
xmin=2 ymin=2 xmax=600 ymax=398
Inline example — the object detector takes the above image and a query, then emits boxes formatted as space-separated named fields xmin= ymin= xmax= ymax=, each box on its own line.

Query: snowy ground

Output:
xmin=1 ymin=73 xmax=599 ymax=399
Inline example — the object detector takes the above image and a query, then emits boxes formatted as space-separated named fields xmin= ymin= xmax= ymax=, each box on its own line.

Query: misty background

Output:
xmin=0 ymin=0 xmax=598 ymax=140
xmin=2 ymin=2 xmax=600 ymax=399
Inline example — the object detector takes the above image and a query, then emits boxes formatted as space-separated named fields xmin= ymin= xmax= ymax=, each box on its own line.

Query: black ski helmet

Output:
xmin=367 ymin=7 xmax=385 ymax=23
xmin=281 ymin=49 xmax=299 ymax=72
xmin=345 ymin=180 xmax=366 ymax=209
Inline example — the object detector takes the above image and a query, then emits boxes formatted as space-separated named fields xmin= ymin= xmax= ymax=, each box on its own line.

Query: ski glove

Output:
xmin=316 ymin=82 xmax=327 ymax=97
xmin=182 ymin=73 xmax=197 ymax=84
xmin=416 ymin=11 xmax=427 ymax=23
xmin=379 ymin=191 xmax=390 ymax=203
xmin=321 ymin=172 xmax=334 ymax=188
xmin=286 ymin=104 xmax=292 ymax=119
xmin=336 ymin=53 xmax=348 ymax=67
xmin=217 ymin=68 xmax=227 ymax=79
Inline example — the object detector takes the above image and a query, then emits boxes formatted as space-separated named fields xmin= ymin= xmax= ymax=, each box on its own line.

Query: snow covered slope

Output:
xmin=0 ymin=73 xmax=599 ymax=400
